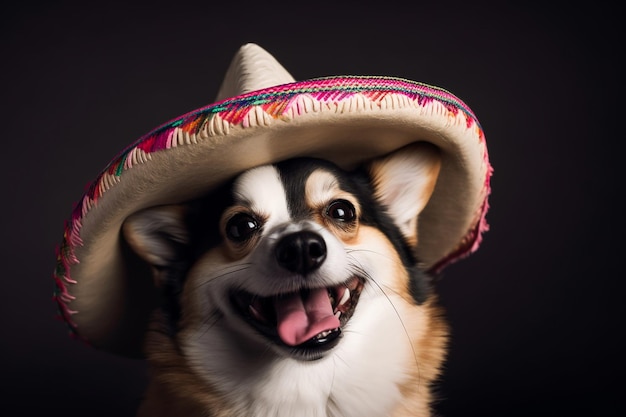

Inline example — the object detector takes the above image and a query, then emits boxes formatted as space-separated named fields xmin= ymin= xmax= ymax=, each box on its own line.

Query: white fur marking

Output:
xmin=234 ymin=165 xmax=290 ymax=229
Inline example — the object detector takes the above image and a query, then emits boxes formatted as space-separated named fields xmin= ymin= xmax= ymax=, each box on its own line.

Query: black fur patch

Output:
xmin=157 ymin=182 xmax=235 ymax=336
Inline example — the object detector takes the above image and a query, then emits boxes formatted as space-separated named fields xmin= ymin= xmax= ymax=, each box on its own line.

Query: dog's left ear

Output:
xmin=368 ymin=142 xmax=441 ymax=246
xmin=123 ymin=205 xmax=190 ymax=286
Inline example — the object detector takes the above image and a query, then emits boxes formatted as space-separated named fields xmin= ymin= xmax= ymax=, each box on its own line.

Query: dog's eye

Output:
xmin=326 ymin=200 xmax=356 ymax=222
xmin=226 ymin=213 xmax=259 ymax=242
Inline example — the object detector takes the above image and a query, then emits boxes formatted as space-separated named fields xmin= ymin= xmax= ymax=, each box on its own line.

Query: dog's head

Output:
xmin=124 ymin=142 xmax=441 ymax=363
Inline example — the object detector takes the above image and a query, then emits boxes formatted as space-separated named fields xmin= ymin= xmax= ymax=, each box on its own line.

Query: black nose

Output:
xmin=275 ymin=231 xmax=327 ymax=275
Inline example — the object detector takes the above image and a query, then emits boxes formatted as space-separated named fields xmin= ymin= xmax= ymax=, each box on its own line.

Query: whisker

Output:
xmin=191 ymin=263 xmax=253 ymax=290
xmin=345 ymin=248 xmax=402 ymax=266
xmin=372 ymin=276 xmax=422 ymax=390
xmin=327 ymin=353 xmax=340 ymax=406
xmin=197 ymin=309 xmax=222 ymax=336
xmin=345 ymin=251 xmax=423 ymax=389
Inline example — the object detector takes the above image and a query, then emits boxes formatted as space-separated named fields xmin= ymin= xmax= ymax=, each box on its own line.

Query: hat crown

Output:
xmin=214 ymin=43 xmax=296 ymax=101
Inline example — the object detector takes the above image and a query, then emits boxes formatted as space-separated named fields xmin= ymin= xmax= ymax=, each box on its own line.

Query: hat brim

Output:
xmin=54 ymin=76 xmax=491 ymax=357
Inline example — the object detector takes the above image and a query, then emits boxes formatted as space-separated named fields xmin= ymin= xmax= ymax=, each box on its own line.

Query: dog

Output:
xmin=122 ymin=142 xmax=448 ymax=417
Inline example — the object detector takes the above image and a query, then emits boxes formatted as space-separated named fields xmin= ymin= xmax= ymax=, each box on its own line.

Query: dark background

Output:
xmin=1 ymin=1 xmax=623 ymax=416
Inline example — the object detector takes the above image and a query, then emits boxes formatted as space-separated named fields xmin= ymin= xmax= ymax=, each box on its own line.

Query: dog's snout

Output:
xmin=275 ymin=231 xmax=327 ymax=275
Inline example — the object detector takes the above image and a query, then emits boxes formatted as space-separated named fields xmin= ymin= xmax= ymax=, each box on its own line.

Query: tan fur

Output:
xmin=393 ymin=300 xmax=449 ymax=416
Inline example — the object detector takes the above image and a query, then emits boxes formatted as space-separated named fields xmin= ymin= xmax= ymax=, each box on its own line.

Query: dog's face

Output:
xmin=124 ymin=142 xmax=445 ymax=415
xmin=212 ymin=159 xmax=368 ymax=359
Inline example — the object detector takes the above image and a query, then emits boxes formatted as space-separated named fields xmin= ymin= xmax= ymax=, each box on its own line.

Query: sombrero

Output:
xmin=53 ymin=43 xmax=492 ymax=358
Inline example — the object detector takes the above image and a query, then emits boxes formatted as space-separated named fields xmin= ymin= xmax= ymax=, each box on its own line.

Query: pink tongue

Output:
xmin=275 ymin=288 xmax=340 ymax=346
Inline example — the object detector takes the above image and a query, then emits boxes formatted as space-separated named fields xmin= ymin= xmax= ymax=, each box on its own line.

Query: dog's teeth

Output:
xmin=339 ymin=288 xmax=350 ymax=306
xmin=334 ymin=311 xmax=341 ymax=319
xmin=328 ymin=290 xmax=335 ymax=306
xmin=315 ymin=330 xmax=332 ymax=339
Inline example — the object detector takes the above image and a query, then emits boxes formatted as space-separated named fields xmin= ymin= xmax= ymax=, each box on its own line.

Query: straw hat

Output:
xmin=53 ymin=43 xmax=492 ymax=357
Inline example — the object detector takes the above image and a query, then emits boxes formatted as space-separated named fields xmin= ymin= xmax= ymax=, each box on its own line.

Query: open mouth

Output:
xmin=230 ymin=276 xmax=363 ymax=359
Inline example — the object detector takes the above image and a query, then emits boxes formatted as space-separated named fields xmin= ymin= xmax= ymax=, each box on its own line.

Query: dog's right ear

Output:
xmin=123 ymin=205 xmax=190 ymax=278
xmin=368 ymin=142 xmax=441 ymax=248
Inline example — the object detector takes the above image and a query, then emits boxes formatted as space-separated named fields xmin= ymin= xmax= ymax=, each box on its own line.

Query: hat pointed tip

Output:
xmin=215 ymin=43 xmax=296 ymax=101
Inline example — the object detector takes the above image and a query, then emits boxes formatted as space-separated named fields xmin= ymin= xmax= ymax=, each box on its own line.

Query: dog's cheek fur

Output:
xmin=177 ymin=249 xmax=270 ymax=373
xmin=350 ymin=225 xmax=414 ymax=301
xmin=347 ymin=225 xmax=448 ymax=414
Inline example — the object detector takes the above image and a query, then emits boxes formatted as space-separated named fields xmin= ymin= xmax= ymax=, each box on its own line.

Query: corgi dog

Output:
xmin=123 ymin=142 xmax=448 ymax=417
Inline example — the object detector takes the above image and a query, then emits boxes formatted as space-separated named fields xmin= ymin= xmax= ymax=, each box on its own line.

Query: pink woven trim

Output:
xmin=430 ymin=146 xmax=493 ymax=274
